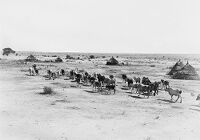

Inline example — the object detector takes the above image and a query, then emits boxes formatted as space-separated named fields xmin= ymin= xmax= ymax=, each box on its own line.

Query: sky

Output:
xmin=0 ymin=0 xmax=200 ymax=54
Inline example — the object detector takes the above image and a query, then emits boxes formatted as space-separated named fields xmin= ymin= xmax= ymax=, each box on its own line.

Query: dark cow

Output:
xmin=122 ymin=74 xmax=133 ymax=88
xmin=137 ymin=84 xmax=151 ymax=98
xmin=161 ymin=79 xmax=170 ymax=89
xmin=122 ymin=74 xmax=127 ymax=83
xmin=92 ymin=81 xmax=102 ymax=91
xmin=97 ymin=74 xmax=106 ymax=85
xmin=47 ymin=70 xmax=56 ymax=80
xmin=133 ymin=77 xmax=140 ymax=83
xmin=142 ymin=77 xmax=151 ymax=85
xmin=105 ymin=76 xmax=116 ymax=94
xmin=60 ymin=69 xmax=65 ymax=76
xmin=130 ymin=84 xmax=140 ymax=94
xmin=88 ymin=75 xmax=96 ymax=85
xmin=149 ymin=82 xmax=159 ymax=96
xmin=74 ymin=73 xmax=82 ymax=86
xmin=82 ymin=72 xmax=90 ymax=84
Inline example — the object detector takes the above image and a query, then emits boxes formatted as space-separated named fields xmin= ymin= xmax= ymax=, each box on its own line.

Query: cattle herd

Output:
xmin=29 ymin=64 xmax=182 ymax=103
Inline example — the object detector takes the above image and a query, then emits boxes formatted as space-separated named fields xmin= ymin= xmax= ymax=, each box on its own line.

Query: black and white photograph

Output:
xmin=0 ymin=0 xmax=200 ymax=140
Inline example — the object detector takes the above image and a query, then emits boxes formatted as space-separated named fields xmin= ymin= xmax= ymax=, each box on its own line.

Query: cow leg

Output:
xmin=92 ymin=85 xmax=94 ymax=91
xmin=180 ymin=95 xmax=182 ymax=103
xmin=131 ymin=87 xmax=133 ymax=94
xmin=113 ymin=88 xmax=116 ymax=94
xmin=170 ymin=95 xmax=173 ymax=100
xmin=175 ymin=96 xmax=179 ymax=102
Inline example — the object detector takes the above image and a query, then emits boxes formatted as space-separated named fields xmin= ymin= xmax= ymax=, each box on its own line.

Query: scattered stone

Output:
xmin=196 ymin=94 xmax=200 ymax=100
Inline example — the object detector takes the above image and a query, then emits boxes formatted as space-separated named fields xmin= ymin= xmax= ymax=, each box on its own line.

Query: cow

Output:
xmin=105 ymin=75 xmax=116 ymax=94
xmin=165 ymin=87 xmax=182 ymax=103
xmin=142 ymin=77 xmax=151 ymax=85
xmin=122 ymin=75 xmax=133 ymax=88
xmin=29 ymin=67 xmax=36 ymax=76
xmin=149 ymin=82 xmax=160 ymax=96
xmin=161 ymin=79 xmax=170 ymax=89
xmin=133 ymin=77 xmax=140 ymax=83
xmin=29 ymin=64 xmax=39 ymax=76
xmin=137 ymin=84 xmax=151 ymax=98
xmin=122 ymin=74 xmax=127 ymax=83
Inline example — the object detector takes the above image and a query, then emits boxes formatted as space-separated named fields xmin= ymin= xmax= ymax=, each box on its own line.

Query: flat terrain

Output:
xmin=0 ymin=53 xmax=200 ymax=140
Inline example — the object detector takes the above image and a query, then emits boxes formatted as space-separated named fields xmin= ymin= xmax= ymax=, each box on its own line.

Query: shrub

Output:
xmin=55 ymin=57 xmax=63 ymax=62
xmin=89 ymin=55 xmax=95 ymax=59
xmin=25 ymin=55 xmax=38 ymax=62
xmin=66 ymin=55 xmax=71 ymax=59
xmin=2 ymin=48 xmax=15 ymax=56
xmin=41 ymin=86 xmax=54 ymax=95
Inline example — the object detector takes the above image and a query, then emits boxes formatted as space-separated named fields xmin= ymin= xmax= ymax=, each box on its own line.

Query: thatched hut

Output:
xmin=172 ymin=61 xmax=200 ymax=80
xmin=106 ymin=56 xmax=119 ymax=65
xmin=55 ymin=57 xmax=63 ymax=62
xmin=25 ymin=55 xmax=38 ymax=62
xmin=167 ymin=59 xmax=184 ymax=75
xmin=2 ymin=48 xmax=15 ymax=56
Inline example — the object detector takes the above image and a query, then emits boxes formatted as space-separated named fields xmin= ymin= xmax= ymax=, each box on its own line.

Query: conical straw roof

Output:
xmin=168 ymin=59 xmax=184 ymax=75
xmin=106 ymin=56 xmax=119 ymax=65
xmin=172 ymin=61 xmax=200 ymax=80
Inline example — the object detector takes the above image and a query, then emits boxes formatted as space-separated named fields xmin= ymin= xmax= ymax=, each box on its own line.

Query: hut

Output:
xmin=55 ymin=57 xmax=63 ymax=62
xmin=172 ymin=61 xmax=200 ymax=80
xmin=167 ymin=59 xmax=184 ymax=75
xmin=2 ymin=48 xmax=15 ymax=56
xmin=106 ymin=56 xmax=119 ymax=65
xmin=25 ymin=55 xmax=38 ymax=62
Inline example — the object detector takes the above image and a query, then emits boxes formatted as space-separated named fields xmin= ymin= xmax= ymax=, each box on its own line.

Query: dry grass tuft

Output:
xmin=39 ymin=86 xmax=54 ymax=95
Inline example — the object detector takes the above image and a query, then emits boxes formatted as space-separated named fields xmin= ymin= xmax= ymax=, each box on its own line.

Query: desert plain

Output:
xmin=0 ymin=52 xmax=200 ymax=140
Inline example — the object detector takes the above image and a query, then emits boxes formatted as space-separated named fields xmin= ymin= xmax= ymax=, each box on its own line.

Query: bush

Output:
xmin=55 ymin=57 xmax=63 ymax=62
xmin=89 ymin=55 xmax=95 ymax=59
xmin=66 ymin=55 xmax=71 ymax=59
xmin=41 ymin=86 xmax=54 ymax=95
xmin=2 ymin=48 xmax=15 ymax=56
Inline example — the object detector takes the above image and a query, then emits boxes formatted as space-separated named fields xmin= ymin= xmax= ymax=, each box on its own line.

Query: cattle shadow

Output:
xmin=83 ymin=90 xmax=98 ymax=93
xmin=191 ymin=105 xmax=200 ymax=108
xmin=125 ymin=91 xmax=138 ymax=94
xmin=25 ymin=74 xmax=34 ymax=76
xmin=157 ymin=99 xmax=175 ymax=103
xmin=64 ymin=78 xmax=70 ymax=80
xmin=189 ymin=108 xmax=200 ymax=113
xmin=82 ymin=84 xmax=91 ymax=87
xmin=121 ymin=87 xmax=130 ymax=90
xmin=128 ymin=95 xmax=143 ymax=99
xmin=44 ymin=78 xmax=52 ymax=80
xmin=43 ymin=75 xmax=49 ymax=78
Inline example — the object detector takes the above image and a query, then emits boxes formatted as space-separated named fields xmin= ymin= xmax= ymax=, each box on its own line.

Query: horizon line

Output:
xmin=15 ymin=50 xmax=200 ymax=55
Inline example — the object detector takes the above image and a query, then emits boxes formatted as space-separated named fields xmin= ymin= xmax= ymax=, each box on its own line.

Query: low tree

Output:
xmin=2 ymin=48 xmax=15 ymax=56
xmin=55 ymin=57 xmax=63 ymax=62
xmin=25 ymin=54 xmax=38 ymax=62
xmin=89 ymin=55 xmax=95 ymax=59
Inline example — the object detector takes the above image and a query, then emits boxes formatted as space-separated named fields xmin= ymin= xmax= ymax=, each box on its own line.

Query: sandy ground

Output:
xmin=0 ymin=54 xmax=200 ymax=140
